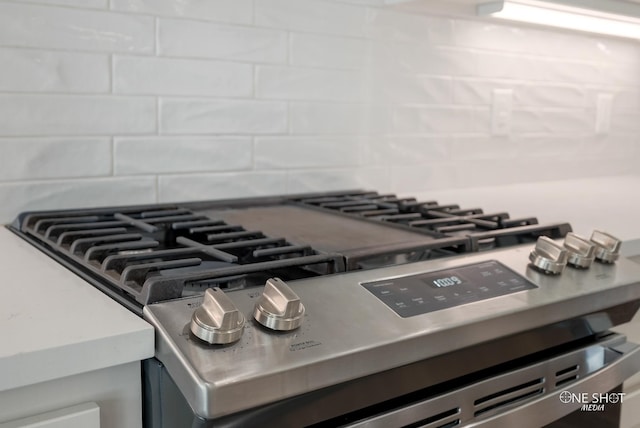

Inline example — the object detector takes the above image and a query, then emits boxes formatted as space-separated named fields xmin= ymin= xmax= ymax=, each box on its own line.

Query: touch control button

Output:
xmin=563 ymin=232 xmax=596 ymax=269
xmin=191 ymin=287 xmax=245 ymax=345
xmin=529 ymin=236 xmax=568 ymax=275
xmin=254 ymin=278 xmax=305 ymax=331
xmin=590 ymin=230 xmax=621 ymax=264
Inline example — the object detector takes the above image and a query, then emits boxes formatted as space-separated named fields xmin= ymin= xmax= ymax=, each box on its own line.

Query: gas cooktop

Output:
xmin=9 ymin=190 xmax=571 ymax=314
xmin=8 ymin=190 xmax=640 ymax=427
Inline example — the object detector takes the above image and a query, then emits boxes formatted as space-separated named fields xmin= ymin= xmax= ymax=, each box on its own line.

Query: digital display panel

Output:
xmin=361 ymin=260 xmax=537 ymax=318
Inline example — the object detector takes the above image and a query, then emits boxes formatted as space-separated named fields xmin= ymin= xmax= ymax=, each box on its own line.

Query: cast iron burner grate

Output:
xmin=293 ymin=191 xmax=569 ymax=251
xmin=17 ymin=205 xmax=345 ymax=309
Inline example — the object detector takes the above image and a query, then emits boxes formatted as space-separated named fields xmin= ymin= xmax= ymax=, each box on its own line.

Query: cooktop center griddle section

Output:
xmin=203 ymin=205 xmax=439 ymax=253
xmin=202 ymin=205 xmax=471 ymax=269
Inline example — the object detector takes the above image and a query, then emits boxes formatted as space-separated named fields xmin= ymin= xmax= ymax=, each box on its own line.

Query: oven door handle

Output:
xmin=467 ymin=340 xmax=640 ymax=427
xmin=345 ymin=336 xmax=640 ymax=428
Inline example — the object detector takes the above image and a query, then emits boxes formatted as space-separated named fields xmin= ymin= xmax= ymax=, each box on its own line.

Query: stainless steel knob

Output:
xmin=253 ymin=278 xmax=305 ymax=331
xmin=563 ymin=232 xmax=596 ymax=269
xmin=529 ymin=236 xmax=568 ymax=275
xmin=191 ymin=288 xmax=245 ymax=344
xmin=590 ymin=230 xmax=621 ymax=264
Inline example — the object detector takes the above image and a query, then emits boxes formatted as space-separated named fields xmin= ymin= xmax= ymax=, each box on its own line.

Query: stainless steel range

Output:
xmin=8 ymin=190 xmax=640 ymax=427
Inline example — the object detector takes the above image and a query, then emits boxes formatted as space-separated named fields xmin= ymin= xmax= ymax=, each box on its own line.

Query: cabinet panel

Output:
xmin=0 ymin=402 xmax=99 ymax=428
xmin=0 ymin=362 xmax=141 ymax=428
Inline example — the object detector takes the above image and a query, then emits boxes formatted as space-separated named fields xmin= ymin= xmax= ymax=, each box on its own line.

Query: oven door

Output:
xmin=345 ymin=334 xmax=640 ymax=428
xmin=144 ymin=333 xmax=640 ymax=428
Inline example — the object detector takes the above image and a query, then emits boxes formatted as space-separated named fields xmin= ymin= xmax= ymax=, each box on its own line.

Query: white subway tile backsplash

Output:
xmin=255 ymin=0 xmax=368 ymax=38
xmin=159 ymin=98 xmax=287 ymax=134
xmin=254 ymin=136 xmax=368 ymax=169
xmin=586 ymin=88 xmax=639 ymax=112
xmin=453 ymin=79 xmax=515 ymax=105
xmin=454 ymin=159 xmax=526 ymax=188
xmin=257 ymin=66 xmax=367 ymax=101
xmin=158 ymin=172 xmax=288 ymax=202
xmin=158 ymin=18 xmax=287 ymax=63
xmin=286 ymin=167 xmax=391 ymax=194
xmin=450 ymin=136 xmax=517 ymax=160
xmin=392 ymin=106 xmax=489 ymax=134
xmin=514 ymin=84 xmax=586 ymax=108
xmin=371 ymin=74 xmax=453 ymax=104
xmin=453 ymin=79 xmax=586 ymax=108
xmin=511 ymin=109 xmax=592 ymax=134
xmin=473 ymin=51 xmax=539 ymax=81
xmin=114 ymin=137 xmax=252 ymax=174
xmin=600 ymin=63 xmax=640 ymax=87
xmin=539 ymin=58 xmax=604 ymax=85
xmin=416 ymin=15 xmax=456 ymax=46
xmin=371 ymin=44 xmax=476 ymax=76
xmin=0 ymin=137 xmax=111 ymax=180
xmin=113 ymin=56 xmax=252 ymax=97
xmin=0 ymin=177 xmax=157 ymax=223
xmin=364 ymin=8 xmax=438 ymax=43
xmin=290 ymin=102 xmax=388 ymax=135
xmin=0 ymin=48 xmax=109 ymax=93
xmin=370 ymin=136 xmax=450 ymax=165
xmin=11 ymin=0 xmax=108 ymax=9
xmin=611 ymin=111 xmax=640 ymax=133
xmin=0 ymin=0 xmax=638 ymax=221
xmin=471 ymin=50 xmax=605 ymax=85
xmin=110 ymin=0 xmax=252 ymax=24
xmin=290 ymin=33 xmax=372 ymax=70
xmin=0 ymin=95 xmax=156 ymax=136
xmin=0 ymin=3 xmax=154 ymax=53
xmin=582 ymin=134 xmax=639 ymax=159
xmin=390 ymin=163 xmax=462 ymax=193
xmin=516 ymin=135 xmax=584 ymax=158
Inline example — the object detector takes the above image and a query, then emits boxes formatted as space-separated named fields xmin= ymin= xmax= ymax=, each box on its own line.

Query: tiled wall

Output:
xmin=1 ymin=0 xmax=639 ymax=222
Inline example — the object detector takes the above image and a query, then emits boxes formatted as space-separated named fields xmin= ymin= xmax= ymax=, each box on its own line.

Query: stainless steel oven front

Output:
xmin=142 ymin=244 xmax=640 ymax=427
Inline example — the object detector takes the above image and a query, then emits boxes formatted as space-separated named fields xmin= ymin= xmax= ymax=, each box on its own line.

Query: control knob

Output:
xmin=254 ymin=278 xmax=305 ymax=331
xmin=529 ymin=236 xmax=568 ymax=275
xmin=563 ymin=232 xmax=596 ymax=269
xmin=590 ymin=230 xmax=621 ymax=263
xmin=191 ymin=287 xmax=245 ymax=345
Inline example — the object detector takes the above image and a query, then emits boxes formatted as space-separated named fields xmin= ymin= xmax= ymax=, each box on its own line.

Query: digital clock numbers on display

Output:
xmin=362 ymin=261 xmax=537 ymax=318
xmin=431 ymin=276 xmax=464 ymax=288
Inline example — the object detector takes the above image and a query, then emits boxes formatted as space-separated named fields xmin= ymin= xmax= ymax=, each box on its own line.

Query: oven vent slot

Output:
xmin=473 ymin=378 xmax=544 ymax=417
xmin=400 ymin=407 xmax=460 ymax=428
xmin=555 ymin=365 xmax=580 ymax=387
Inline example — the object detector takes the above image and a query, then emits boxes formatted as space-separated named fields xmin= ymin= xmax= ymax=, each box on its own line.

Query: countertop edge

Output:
xmin=0 ymin=326 xmax=154 ymax=393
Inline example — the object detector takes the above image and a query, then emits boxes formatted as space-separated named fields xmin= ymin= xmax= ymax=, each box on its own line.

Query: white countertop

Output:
xmin=410 ymin=175 xmax=640 ymax=255
xmin=0 ymin=228 xmax=154 ymax=392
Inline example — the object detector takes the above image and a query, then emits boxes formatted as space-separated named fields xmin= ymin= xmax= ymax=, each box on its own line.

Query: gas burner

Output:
xmin=17 ymin=204 xmax=344 ymax=311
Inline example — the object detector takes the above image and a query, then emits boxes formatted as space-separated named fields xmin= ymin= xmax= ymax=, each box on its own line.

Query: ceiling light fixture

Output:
xmin=477 ymin=0 xmax=640 ymax=39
